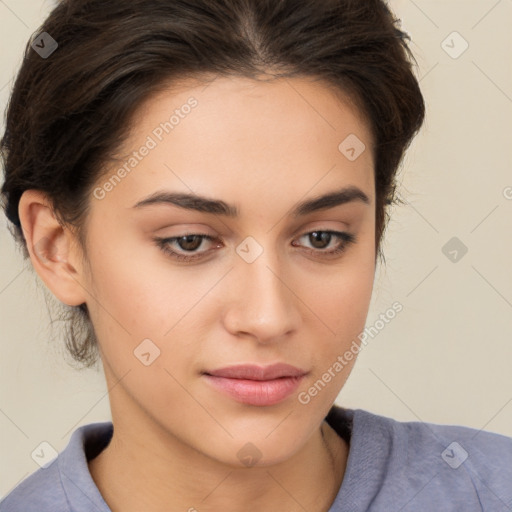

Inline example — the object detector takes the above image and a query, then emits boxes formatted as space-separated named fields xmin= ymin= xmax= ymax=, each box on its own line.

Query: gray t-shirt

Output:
xmin=1 ymin=406 xmax=511 ymax=511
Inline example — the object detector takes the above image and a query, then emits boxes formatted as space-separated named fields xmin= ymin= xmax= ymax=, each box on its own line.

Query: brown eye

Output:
xmin=308 ymin=231 xmax=334 ymax=249
xmin=154 ymin=233 xmax=221 ymax=262
xmin=292 ymin=230 xmax=356 ymax=257
xmin=176 ymin=235 xmax=204 ymax=251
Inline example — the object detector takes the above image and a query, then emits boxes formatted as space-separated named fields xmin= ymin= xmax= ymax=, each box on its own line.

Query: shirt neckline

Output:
xmin=59 ymin=405 xmax=374 ymax=512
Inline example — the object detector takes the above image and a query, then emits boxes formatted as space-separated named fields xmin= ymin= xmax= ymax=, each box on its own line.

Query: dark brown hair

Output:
xmin=1 ymin=0 xmax=425 ymax=368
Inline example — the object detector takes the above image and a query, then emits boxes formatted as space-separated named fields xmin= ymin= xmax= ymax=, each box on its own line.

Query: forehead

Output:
xmin=129 ymin=74 xmax=373 ymax=146
xmin=96 ymin=75 xmax=374 ymax=215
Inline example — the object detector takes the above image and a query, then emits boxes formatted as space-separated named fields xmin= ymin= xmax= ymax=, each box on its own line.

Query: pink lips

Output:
xmin=203 ymin=363 xmax=307 ymax=406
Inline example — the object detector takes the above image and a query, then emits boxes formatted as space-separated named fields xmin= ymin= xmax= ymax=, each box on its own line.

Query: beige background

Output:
xmin=1 ymin=0 xmax=511 ymax=498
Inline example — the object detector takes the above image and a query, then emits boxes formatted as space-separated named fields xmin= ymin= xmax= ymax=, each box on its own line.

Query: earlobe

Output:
xmin=18 ymin=190 xmax=88 ymax=307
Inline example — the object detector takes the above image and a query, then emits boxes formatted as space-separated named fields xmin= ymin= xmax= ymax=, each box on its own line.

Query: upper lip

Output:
xmin=205 ymin=363 xmax=308 ymax=381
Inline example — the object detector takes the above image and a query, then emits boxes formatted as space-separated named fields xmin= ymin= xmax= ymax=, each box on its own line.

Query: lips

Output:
xmin=205 ymin=363 xmax=307 ymax=380
xmin=203 ymin=363 xmax=308 ymax=406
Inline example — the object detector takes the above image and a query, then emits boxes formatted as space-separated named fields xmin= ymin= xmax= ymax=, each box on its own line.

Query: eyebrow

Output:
xmin=131 ymin=185 xmax=370 ymax=217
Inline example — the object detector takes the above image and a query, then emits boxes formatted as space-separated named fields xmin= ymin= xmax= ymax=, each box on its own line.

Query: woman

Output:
xmin=1 ymin=0 xmax=511 ymax=510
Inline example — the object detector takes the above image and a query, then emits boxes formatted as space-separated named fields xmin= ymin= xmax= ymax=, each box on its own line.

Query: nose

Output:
xmin=222 ymin=248 xmax=302 ymax=344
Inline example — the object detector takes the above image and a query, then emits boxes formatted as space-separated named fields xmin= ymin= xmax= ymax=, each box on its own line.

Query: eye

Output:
xmin=153 ymin=233 xmax=221 ymax=262
xmin=153 ymin=230 xmax=357 ymax=263
xmin=292 ymin=230 xmax=356 ymax=258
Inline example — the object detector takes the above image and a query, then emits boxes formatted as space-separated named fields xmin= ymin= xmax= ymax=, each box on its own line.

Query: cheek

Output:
xmin=305 ymin=253 xmax=375 ymax=339
xmin=293 ymin=267 xmax=374 ymax=412
xmin=79 ymin=237 xmax=163 ymax=365
xmin=296 ymin=242 xmax=375 ymax=388
xmin=84 ymin=232 xmax=171 ymax=329
xmin=83 ymin=238 xmax=220 ymax=371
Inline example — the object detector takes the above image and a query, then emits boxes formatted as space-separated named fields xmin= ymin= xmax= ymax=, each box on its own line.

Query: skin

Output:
xmin=19 ymin=75 xmax=376 ymax=512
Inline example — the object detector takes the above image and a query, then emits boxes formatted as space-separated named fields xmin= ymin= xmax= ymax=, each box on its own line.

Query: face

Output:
xmin=78 ymin=75 xmax=376 ymax=466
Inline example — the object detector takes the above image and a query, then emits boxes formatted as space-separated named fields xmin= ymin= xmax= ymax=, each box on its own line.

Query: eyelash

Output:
xmin=153 ymin=230 xmax=357 ymax=263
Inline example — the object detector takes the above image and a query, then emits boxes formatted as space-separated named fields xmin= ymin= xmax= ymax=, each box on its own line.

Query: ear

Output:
xmin=18 ymin=190 xmax=89 ymax=307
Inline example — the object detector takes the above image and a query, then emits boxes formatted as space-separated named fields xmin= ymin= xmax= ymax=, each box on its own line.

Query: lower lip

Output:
xmin=203 ymin=374 xmax=305 ymax=406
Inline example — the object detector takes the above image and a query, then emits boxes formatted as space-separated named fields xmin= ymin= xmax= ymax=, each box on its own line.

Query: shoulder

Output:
xmin=385 ymin=410 xmax=512 ymax=475
xmin=329 ymin=406 xmax=512 ymax=511
xmin=362 ymin=408 xmax=512 ymax=508
xmin=0 ymin=459 xmax=67 ymax=512
xmin=0 ymin=422 xmax=113 ymax=512
xmin=397 ymin=411 xmax=512 ymax=461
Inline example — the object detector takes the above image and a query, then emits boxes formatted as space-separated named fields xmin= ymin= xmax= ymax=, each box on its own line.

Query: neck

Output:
xmin=89 ymin=412 xmax=348 ymax=512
